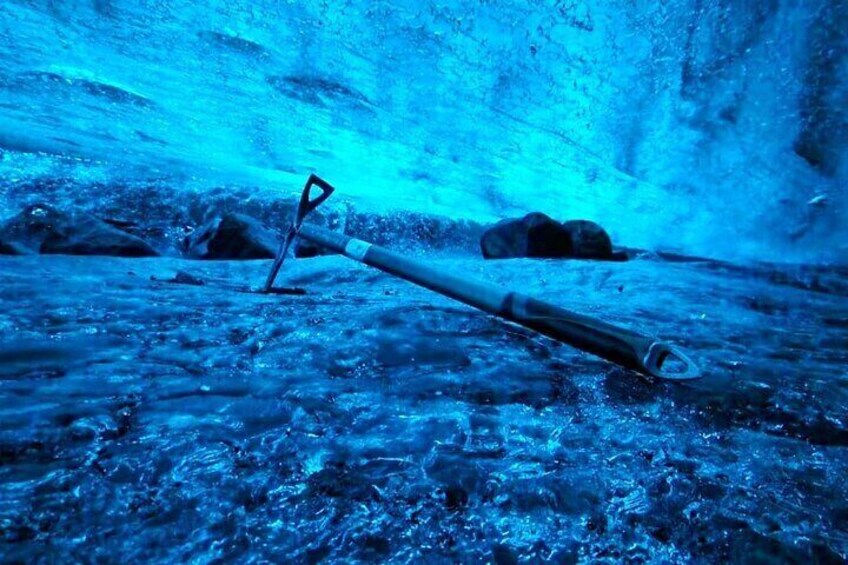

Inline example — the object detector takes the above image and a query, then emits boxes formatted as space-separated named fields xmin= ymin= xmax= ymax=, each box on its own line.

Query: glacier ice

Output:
xmin=1 ymin=1 xmax=846 ymax=261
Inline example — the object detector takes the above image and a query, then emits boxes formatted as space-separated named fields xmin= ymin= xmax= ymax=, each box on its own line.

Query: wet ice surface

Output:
xmin=1 ymin=254 xmax=847 ymax=562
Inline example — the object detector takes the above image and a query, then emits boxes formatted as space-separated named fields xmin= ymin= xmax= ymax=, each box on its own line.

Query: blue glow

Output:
xmin=1 ymin=2 xmax=847 ymax=563
xmin=1 ymin=1 xmax=845 ymax=261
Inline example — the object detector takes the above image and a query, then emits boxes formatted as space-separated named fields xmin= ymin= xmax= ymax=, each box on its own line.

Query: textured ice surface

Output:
xmin=1 ymin=1 xmax=846 ymax=261
xmin=1 ymin=2 xmax=847 ymax=561
xmin=1 ymin=254 xmax=846 ymax=562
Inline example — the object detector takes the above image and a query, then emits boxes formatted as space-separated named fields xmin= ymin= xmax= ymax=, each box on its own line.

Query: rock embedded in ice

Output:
xmin=0 ymin=204 xmax=159 ymax=257
xmin=480 ymin=213 xmax=614 ymax=260
xmin=0 ymin=238 xmax=33 ymax=255
xmin=561 ymin=220 xmax=614 ymax=259
xmin=171 ymin=271 xmax=205 ymax=286
xmin=183 ymin=213 xmax=278 ymax=260
xmin=294 ymin=239 xmax=336 ymax=259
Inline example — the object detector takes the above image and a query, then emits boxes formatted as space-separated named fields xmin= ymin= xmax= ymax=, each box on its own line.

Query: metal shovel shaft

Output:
xmin=297 ymin=223 xmax=700 ymax=380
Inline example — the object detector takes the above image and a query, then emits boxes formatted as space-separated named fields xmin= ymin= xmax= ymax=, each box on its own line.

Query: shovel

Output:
xmin=264 ymin=175 xmax=701 ymax=381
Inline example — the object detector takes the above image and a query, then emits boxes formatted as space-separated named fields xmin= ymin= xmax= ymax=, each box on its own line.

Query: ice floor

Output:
xmin=1 ymin=254 xmax=846 ymax=562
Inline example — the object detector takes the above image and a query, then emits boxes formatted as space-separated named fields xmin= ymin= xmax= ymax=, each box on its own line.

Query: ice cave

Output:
xmin=0 ymin=1 xmax=846 ymax=562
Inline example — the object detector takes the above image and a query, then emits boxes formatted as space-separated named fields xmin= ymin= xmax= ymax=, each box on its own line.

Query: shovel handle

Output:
xmin=265 ymin=174 xmax=702 ymax=381
xmin=296 ymin=224 xmax=702 ymax=381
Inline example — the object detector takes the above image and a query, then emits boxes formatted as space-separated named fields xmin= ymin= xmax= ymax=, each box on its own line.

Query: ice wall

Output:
xmin=0 ymin=1 xmax=845 ymax=261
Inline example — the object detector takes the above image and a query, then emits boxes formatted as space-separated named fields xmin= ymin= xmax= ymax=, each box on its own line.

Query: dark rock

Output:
xmin=0 ymin=204 xmax=159 ymax=257
xmin=184 ymin=214 xmax=278 ymax=260
xmin=481 ymin=213 xmax=613 ymax=260
xmin=481 ymin=213 xmax=563 ymax=259
xmin=41 ymin=234 xmax=156 ymax=257
xmin=294 ymin=239 xmax=335 ymax=259
xmin=0 ymin=238 xmax=34 ymax=255
xmin=561 ymin=220 xmax=613 ymax=259
xmin=172 ymin=271 xmax=205 ymax=286
xmin=0 ymin=205 xmax=79 ymax=249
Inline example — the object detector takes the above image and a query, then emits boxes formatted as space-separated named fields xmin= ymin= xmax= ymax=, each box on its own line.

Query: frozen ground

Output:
xmin=2 ymin=0 xmax=846 ymax=561
xmin=1 ymin=253 xmax=846 ymax=562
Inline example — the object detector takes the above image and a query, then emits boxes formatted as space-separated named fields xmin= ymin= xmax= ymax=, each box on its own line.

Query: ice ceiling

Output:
xmin=0 ymin=1 xmax=845 ymax=261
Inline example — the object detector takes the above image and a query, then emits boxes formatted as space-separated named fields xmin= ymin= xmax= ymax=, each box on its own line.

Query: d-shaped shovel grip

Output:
xmin=264 ymin=175 xmax=336 ymax=292
xmin=295 ymin=174 xmax=335 ymax=228
xmin=641 ymin=342 xmax=701 ymax=380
